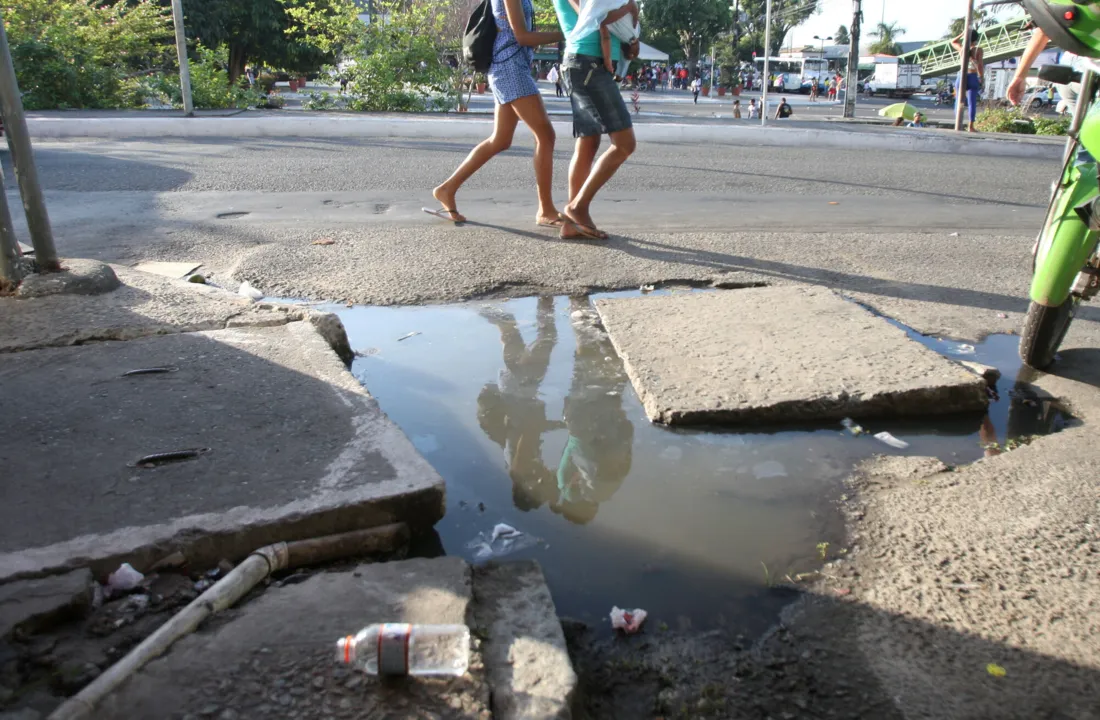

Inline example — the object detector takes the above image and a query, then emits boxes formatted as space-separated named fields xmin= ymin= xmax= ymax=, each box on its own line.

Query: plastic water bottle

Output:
xmin=335 ymin=624 xmax=470 ymax=676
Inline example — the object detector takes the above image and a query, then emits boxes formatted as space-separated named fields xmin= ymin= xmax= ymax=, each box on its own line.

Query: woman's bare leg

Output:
xmin=433 ymin=102 xmax=520 ymax=221
xmin=508 ymin=94 xmax=561 ymax=225
xmin=564 ymin=128 xmax=636 ymax=235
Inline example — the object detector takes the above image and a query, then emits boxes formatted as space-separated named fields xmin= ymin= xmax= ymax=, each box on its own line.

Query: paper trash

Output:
xmin=610 ymin=606 xmax=647 ymax=634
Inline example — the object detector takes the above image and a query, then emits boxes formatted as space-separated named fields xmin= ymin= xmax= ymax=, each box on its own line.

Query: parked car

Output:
xmin=1023 ymin=85 xmax=1059 ymax=111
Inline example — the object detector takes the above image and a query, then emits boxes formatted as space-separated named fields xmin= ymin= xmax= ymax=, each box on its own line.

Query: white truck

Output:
xmin=864 ymin=62 xmax=922 ymax=98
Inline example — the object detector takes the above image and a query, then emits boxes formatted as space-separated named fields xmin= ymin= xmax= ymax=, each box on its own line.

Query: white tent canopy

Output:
xmin=636 ymin=42 xmax=669 ymax=62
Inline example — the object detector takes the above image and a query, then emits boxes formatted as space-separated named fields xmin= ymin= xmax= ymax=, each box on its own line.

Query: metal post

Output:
xmin=843 ymin=0 xmax=861 ymax=118
xmin=762 ymin=0 xmax=771 ymax=126
xmin=954 ymin=0 xmax=976 ymax=131
xmin=170 ymin=0 xmax=194 ymax=117
xmin=0 ymin=8 xmax=58 ymax=271
xmin=0 ymin=171 xmax=22 ymax=290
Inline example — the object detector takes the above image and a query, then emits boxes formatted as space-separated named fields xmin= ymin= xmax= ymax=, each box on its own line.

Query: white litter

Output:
xmin=491 ymin=523 xmax=521 ymax=543
xmin=397 ymin=331 xmax=421 ymax=342
xmin=874 ymin=432 xmax=910 ymax=449
xmin=943 ymin=342 xmax=976 ymax=355
xmin=840 ymin=418 xmax=865 ymax=436
xmin=237 ymin=280 xmax=263 ymax=300
xmin=106 ymin=563 xmax=144 ymax=595
xmin=609 ymin=606 xmax=648 ymax=634
xmin=467 ymin=523 xmax=539 ymax=561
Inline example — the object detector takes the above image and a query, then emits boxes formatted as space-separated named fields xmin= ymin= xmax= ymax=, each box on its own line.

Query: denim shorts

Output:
xmin=561 ymin=54 xmax=633 ymax=138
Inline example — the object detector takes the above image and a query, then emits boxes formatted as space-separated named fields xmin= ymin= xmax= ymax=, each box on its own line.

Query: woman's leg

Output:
xmin=509 ymin=93 xmax=560 ymax=224
xmin=967 ymin=78 xmax=980 ymax=130
xmin=433 ymin=102 xmax=520 ymax=220
xmin=566 ymin=128 xmax=635 ymax=234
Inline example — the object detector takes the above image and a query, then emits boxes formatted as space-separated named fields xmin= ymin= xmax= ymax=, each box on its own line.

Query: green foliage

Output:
xmin=732 ymin=0 xmax=819 ymax=59
xmin=835 ymin=25 xmax=849 ymax=46
xmin=342 ymin=0 xmax=457 ymax=112
xmin=1034 ymin=116 xmax=1070 ymax=136
xmin=4 ymin=0 xmax=173 ymax=110
xmin=868 ymin=21 xmax=905 ymax=56
xmin=303 ymin=90 xmax=341 ymax=110
xmin=944 ymin=10 xmax=989 ymax=40
xmin=641 ymin=0 xmax=731 ymax=65
xmin=975 ymin=106 xmax=1036 ymax=134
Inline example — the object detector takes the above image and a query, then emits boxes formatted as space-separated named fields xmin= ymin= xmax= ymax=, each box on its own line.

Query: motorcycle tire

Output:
xmin=1019 ymin=297 xmax=1080 ymax=370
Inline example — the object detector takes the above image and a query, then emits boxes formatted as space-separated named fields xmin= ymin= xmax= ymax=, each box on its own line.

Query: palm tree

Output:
xmin=868 ymin=21 xmax=906 ymax=55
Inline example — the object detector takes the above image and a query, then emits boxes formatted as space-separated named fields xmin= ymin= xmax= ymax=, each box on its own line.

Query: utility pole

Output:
xmin=0 ymin=7 xmax=58 ymax=271
xmin=843 ymin=0 xmax=861 ymax=118
xmin=170 ymin=0 xmax=194 ymax=117
xmin=762 ymin=0 xmax=772 ymax=126
xmin=0 ymin=172 xmax=21 ymax=290
xmin=954 ymin=0 xmax=976 ymax=132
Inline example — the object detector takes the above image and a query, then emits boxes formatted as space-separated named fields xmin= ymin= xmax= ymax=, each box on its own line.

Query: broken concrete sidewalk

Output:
xmin=0 ymin=264 xmax=441 ymax=582
xmin=94 ymin=558 xmax=575 ymax=720
xmin=596 ymin=286 xmax=988 ymax=426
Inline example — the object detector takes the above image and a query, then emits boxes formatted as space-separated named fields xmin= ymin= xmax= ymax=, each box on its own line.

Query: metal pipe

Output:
xmin=48 ymin=523 xmax=408 ymax=720
xmin=955 ymin=0 xmax=976 ymax=131
xmin=0 ymin=170 xmax=22 ymax=290
xmin=170 ymin=0 xmax=194 ymax=117
xmin=0 ymin=7 xmax=57 ymax=271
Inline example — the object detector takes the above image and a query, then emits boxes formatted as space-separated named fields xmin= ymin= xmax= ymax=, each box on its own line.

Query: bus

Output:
xmin=754 ymin=57 xmax=830 ymax=93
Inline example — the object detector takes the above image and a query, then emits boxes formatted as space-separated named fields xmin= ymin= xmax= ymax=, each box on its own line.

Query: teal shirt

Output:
xmin=552 ymin=0 xmax=621 ymax=61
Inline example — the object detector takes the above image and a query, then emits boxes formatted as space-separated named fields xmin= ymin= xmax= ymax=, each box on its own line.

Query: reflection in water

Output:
xmin=980 ymin=367 xmax=1070 ymax=457
xmin=477 ymin=297 xmax=634 ymax=524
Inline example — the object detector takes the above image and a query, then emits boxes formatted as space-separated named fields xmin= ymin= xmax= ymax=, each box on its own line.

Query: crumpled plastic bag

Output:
xmin=610 ymin=606 xmax=647 ymax=634
xmin=106 ymin=563 xmax=144 ymax=597
xmin=467 ymin=523 xmax=540 ymax=561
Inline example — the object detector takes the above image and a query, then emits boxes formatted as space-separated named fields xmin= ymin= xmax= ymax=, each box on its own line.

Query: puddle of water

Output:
xmin=326 ymin=291 xmax=1069 ymax=633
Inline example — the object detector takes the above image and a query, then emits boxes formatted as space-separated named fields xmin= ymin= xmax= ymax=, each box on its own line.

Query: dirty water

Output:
xmin=326 ymin=290 xmax=1070 ymax=634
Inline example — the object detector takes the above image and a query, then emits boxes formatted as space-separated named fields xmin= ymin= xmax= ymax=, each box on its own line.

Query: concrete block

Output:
xmin=596 ymin=286 xmax=988 ymax=426
xmin=97 ymin=557 xmax=492 ymax=719
xmin=15 ymin=259 xmax=119 ymax=298
xmin=0 ymin=321 xmax=444 ymax=582
xmin=0 ymin=569 xmax=93 ymax=639
xmin=473 ymin=561 xmax=576 ymax=720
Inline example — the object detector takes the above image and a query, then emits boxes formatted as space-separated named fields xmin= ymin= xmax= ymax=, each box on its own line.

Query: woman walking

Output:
xmin=951 ymin=29 xmax=984 ymax=132
xmin=428 ymin=0 xmax=570 ymax=232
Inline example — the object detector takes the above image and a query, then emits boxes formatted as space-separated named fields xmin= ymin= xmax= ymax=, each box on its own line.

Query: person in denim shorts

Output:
xmin=552 ymin=0 xmax=638 ymax=239
xmin=429 ymin=0 xmax=571 ymax=233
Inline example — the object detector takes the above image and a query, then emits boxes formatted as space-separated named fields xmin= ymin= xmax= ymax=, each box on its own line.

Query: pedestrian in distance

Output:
xmin=428 ymin=0 xmax=574 ymax=236
xmin=552 ymin=0 xmax=639 ymax=239
xmin=747 ymin=98 xmax=760 ymax=119
xmin=690 ymin=76 xmax=701 ymax=104
xmin=774 ymin=96 xmax=793 ymax=120
xmin=733 ymin=99 xmax=741 ymax=118
xmin=951 ymin=28 xmax=984 ymax=132
xmin=548 ymin=63 xmax=563 ymax=97
xmin=809 ymin=77 xmax=819 ymax=102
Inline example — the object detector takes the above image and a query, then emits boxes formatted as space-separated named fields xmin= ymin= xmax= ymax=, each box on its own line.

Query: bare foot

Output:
xmin=562 ymin=204 xmax=608 ymax=239
xmin=535 ymin=211 xmax=563 ymax=227
xmin=432 ymin=184 xmax=465 ymax=222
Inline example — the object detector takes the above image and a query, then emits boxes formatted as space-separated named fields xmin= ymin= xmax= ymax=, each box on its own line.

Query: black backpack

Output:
xmin=463 ymin=0 xmax=499 ymax=72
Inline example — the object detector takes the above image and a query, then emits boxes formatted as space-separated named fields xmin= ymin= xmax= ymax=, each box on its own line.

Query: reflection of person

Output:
xmin=552 ymin=298 xmax=634 ymax=525
xmin=477 ymin=298 xmax=564 ymax=511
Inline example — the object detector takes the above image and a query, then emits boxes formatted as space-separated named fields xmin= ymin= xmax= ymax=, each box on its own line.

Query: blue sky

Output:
xmin=784 ymin=0 xmax=1023 ymax=49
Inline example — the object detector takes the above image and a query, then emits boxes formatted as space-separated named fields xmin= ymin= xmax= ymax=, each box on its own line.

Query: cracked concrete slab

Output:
xmin=596 ymin=286 xmax=989 ymax=426
xmin=0 ymin=321 xmax=444 ymax=583
xmin=96 ymin=557 xmax=492 ymax=720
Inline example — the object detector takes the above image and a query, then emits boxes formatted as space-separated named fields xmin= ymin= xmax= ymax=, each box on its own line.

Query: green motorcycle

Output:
xmin=1017 ymin=0 xmax=1100 ymax=368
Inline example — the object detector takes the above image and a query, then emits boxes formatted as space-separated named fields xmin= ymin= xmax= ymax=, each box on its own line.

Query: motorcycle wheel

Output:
xmin=1019 ymin=297 xmax=1080 ymax=370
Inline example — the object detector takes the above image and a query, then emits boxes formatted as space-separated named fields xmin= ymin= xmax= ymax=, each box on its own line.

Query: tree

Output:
xmin=868 ymin=21 xmax=905 ymax=56
xmin=3 ymin=0 xmax=173 ymax=109
xmin=835 ymin=25 xmax=849 ymax=46
xmin=729 ymin=0 xmax=820 ymax=61
xmin=642 ymin=0 xmax=731 ymax=71
xmin=182 ymin=0 xmax=358 ymax=83
xmin=944 ymin=10 xmax=988 ymax=40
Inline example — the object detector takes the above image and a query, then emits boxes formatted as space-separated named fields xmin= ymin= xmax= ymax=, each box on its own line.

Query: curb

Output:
xmin=26 ymin=116 xmax=1062 ymax=159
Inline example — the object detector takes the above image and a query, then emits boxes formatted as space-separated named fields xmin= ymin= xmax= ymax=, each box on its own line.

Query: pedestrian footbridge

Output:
xmin=897 ymin=18 xmax=1045 ymax=77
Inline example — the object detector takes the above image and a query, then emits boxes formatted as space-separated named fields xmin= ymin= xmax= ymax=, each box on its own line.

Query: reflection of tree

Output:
xmin=477 ymin=297 xmax=563 ymax=512
xmin=552 ymin=298 xmax=634 ymax=525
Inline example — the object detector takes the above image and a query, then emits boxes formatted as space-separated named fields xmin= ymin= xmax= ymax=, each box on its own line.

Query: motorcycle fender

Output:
xmin=1031 ymin=165 xmax=1100 ymax=306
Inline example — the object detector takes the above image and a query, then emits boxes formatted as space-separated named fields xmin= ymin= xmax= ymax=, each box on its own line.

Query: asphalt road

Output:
xmin=7 ymin=133 xmax=1089 ymax=341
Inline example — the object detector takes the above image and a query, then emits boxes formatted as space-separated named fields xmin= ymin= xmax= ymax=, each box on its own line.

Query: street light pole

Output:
xmin=843 ymin=0 xmax=861 ymax=118
xmin=0 ymin=7 xmax=58 ymax=271
xmin=170 ymin=0 xmax=194 ymax=117
xmin=954 ymin=0 xmax=976 ymax=131
xmin=762 ymin=0 xmax=772 ymax=126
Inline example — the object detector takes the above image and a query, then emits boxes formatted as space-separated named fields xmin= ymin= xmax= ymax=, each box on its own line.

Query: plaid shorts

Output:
xmin=561 ymin=54 xmax=633 ymax=138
